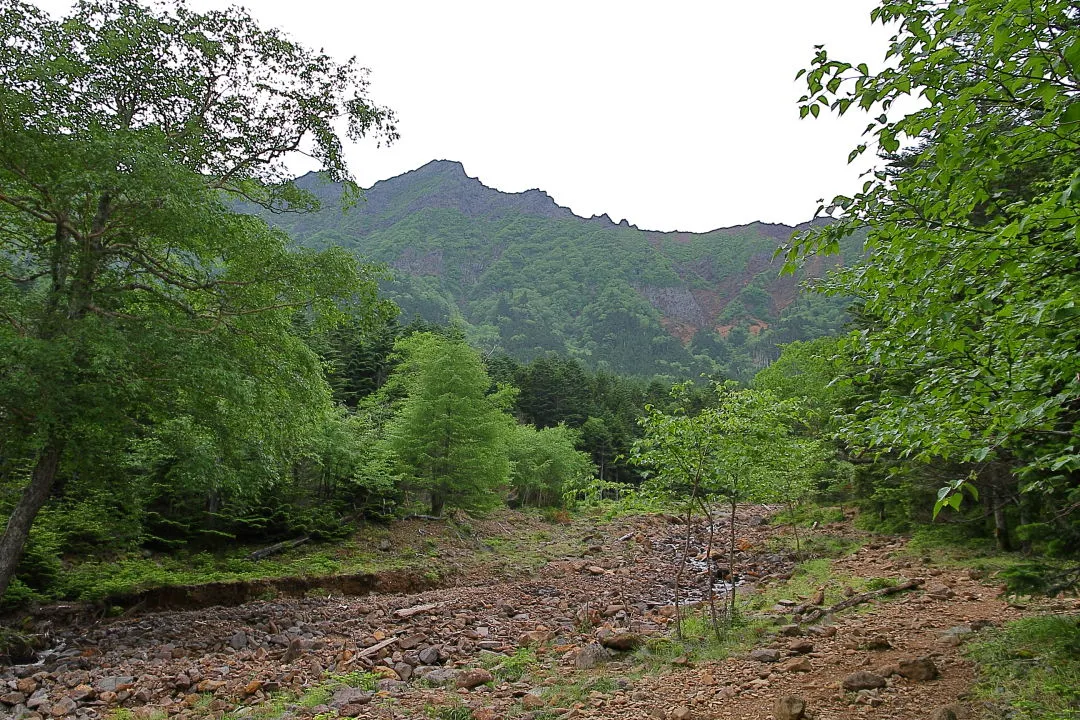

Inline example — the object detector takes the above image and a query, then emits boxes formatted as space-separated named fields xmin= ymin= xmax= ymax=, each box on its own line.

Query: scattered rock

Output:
xmin=938 ymin=625 xmax=974 ymax=647
xmin=932 ymin=703 xmax=966 ymax=720
xmin=927 ymin=583 xmax=955 ymax=600
xmin=897 ymin=656 xmax=939 ymax=681
xmin=864 ymin=635 xmax=892 ymax=650
xmin=420 ymin=668 xmax=457 ymax=686
xmin=574 ymin=643 xmax=609 ymax=670
xmin=788 ymin=639 xmax=814 ymax=654
xmin=842 ymin=671 xmax=887 ymax=691
xmin=0 ymin=692 xmax=27 ymax=706
xmin=779 ymin=657 xmax=813 ymax=673
xmin=418 ymin=646 xmax=441 ymax=665
xmin=777 ymin=624 xmax=802 ymax=637
xmin=93 ymin=676 xmax=134 ymax=693
xmin=750 ymin=648 xmax=781 ymax=663
xmin=521 ymin=692 xmax=545 ymax=709
xmin=774 ymin=695 xmax=806 ymax=720
xmin=456 ymin=668 xmax=494 ymax=689
xmin=807 ymin=625 xmax=837 ymax=638
xmin=330 ymin=687 xmax=372 ymax=709
xmin=600 ymin=632 xmax=644 ymax=652
xmin=671 ymin=705 xmax=692 ymax=720
xmin=48 ymin=697 xmax=77 ymax=717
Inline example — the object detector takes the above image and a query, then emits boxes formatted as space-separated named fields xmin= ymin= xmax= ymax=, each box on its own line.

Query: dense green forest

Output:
xmin=0 ymin=0 xmax=1077 ymax=632
xmin=256 ymin=163 xmax=859 ymax=379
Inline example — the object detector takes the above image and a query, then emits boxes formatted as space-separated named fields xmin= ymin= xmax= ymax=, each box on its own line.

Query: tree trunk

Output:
xmin=430 ymin=492 xmax=445 ymax=517
xmin=729 ymin=496 xmax=738 ymax=619
xmin=0 ymin=438 xmax=63 ymax=600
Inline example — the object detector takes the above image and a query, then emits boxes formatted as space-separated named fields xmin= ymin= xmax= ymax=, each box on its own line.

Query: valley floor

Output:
xmin=2 ymin=507 xmax=1077 ymax=720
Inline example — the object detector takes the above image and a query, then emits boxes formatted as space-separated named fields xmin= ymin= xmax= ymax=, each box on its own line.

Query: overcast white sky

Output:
xmin=32 ymin=1 xmax=895 ymax=232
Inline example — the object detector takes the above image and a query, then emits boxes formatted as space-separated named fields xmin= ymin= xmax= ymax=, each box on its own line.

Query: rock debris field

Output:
xmin=2 ymin=507 xmax=1076 ymax=720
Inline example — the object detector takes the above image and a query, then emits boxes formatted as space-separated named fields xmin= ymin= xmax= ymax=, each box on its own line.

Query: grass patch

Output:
xmin=966 ymin=615 xmax=1080 ymax=720
xmin=634 ymin=609 xmax=769 ymax=668
xmin=427 ymin=701 xmax=474 ymax=720
xmin=479 ymin=647 xmax=538 ymax=682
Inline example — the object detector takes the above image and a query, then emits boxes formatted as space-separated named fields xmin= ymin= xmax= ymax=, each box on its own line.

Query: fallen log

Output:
xmin=392 ymin=602 xmax=441 ymax=619
xmin=801 ymin=578 xmax=924 ymax=624
xmin=247 ymin=536 xmax=309 ymax=561
xmin=357 ymin=636 xmax=398 ymax=658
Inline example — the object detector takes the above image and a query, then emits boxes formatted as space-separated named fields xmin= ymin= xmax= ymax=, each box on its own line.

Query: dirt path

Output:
xmin=1 ymin=509 xmax=1075 ymax=720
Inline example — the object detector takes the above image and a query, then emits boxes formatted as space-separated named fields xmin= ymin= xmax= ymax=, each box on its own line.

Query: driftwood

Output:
xmin=801 ymin=578 xmax=924 ymax=624
xmin=392 ymin=602 xmax=441 ymax=619
xmin=247 ymin=536 xmax=309 ymax=561
xmin=357 ymin=636 xmax=398 ymax=658
xmin=403 ymin=514 xmax=446 ymax=521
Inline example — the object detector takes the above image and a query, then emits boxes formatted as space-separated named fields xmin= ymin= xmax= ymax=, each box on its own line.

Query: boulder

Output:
xmin=774 ymin=695 xmax=806 ymax=720
xmin=456 ymin=668 xmax=494 ymax=690
xmin=750 ymin=648 xmax=781 ymax=663
xmin=574 ymin=643 xmax=609 ymax=670
xmin=897 ymin=656 xmax=939 ymax=681
xmin=842 ymin=671 xmax=886 ymax=691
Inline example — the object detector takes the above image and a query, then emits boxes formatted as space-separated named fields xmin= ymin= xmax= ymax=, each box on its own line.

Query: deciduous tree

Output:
xmin=0 ymin=0 xmax=395 ymax=598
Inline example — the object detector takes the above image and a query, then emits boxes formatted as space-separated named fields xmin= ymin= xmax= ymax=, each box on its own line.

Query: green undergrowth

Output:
xmin=13 ymin=507 xmax=603 ymax=606
xmin=965 ymin=615 xmax=1080 ymax=720
xmin=898 ymin=523 xmax=1077 ymax=597
xmin=39 ymin=539 xmax=415 ymax=605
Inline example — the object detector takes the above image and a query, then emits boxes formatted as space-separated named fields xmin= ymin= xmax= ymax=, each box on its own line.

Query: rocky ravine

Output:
xmin=2 ymin=508 xmax=1075 ymax=720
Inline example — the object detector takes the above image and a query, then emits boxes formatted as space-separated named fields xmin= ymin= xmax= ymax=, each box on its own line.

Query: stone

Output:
xmin=927 ymin=583 xmax=955 ymax=599
xmin=842 ymin=672 xmax=886 ymax=691
xmin=750 ymin=648 xmax=781 ymax=663
xmin=376 ymin=679 xmax=407 ymax=693
xmin=228 ymin=631 xmax=248 ymax=650
xmin=398 ymin=634 xmax=425 ymax=650
xmin=777 ymin=624 xmax=801 ymax=637
xmin=600 ymin=633 xmax=644 ymax=652
xmin=864 ymin=635 xmax=892 ymax=650
xmin=94 ymin=676 xmax=135 ymax=693
xmin=48 ymin=697 xmax=77 ymax=717
xmin=371 ymin=665 xmax=400 ymax=681
xmin=1 ymin=692 xmax=27 ymax=706
xmin=774 ymin=695 xmax=806 ymax=720
xmin=671 ymin=706 xmax=692 ymax=720
xmin=16 ymin=679 xmax=38 ymax=695
xmin=587 ymin=566 xmax=606 ymax=575
xmin=574 ymin=643 xmax=609 ymax=670
xmin=779 ymin=657 xmax=812 ymax=673
xmin=393 ymin=662 xmax=413 ymax=682
xmin=68 ymin=685 xmax=93 ymax=702
xmin=939 ymin=625 xmax=974 ymax=646
xmin=897 ymin=656 xmax=939 ymax=681
xmin=807 ymin=625 xmax=837 ymax=638
xmin=472 ymin=709 xmax=500 ymax=720
xmin=330 ymin=687 xmax=372 ymax=709
xmin=518 ymin=630 xmax=555 ymax=646
xmin=457 ymin=668 xmax=494 ymax=689
xmin=521 ymin=692 xmax=545 ymax=709
xmin=420 ymin=668 xmax=457 ymax=686
xmin=418 ymin=646 xmax=441 ymax=665
xmin=788 ymin=639 xmax=814 ymax=654
xmin=932 ymin=704 xmax=965 ymax=720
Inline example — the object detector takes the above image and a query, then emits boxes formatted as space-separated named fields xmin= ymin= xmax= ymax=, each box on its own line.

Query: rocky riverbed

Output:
xmin=1 ymin=507 xmax=1075 ymax=720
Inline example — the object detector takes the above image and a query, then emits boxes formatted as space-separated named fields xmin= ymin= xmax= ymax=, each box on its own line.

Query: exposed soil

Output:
xmin=2 ymin=508 xmax=1077 ymax=720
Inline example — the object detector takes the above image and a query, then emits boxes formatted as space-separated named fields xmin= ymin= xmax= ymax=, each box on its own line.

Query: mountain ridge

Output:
xmin=270 ymin=160 xmax=858 ymax=377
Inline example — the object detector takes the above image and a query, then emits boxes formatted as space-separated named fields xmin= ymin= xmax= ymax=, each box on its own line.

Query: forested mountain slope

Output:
xmin=266 ymin=160 xmax=859 ymax=377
